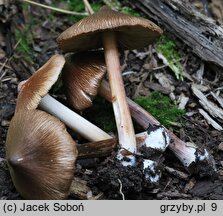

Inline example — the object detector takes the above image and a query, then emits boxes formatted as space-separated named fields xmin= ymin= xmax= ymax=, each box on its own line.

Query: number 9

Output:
xmin=211 ymin=203 xmax=217 ymax=211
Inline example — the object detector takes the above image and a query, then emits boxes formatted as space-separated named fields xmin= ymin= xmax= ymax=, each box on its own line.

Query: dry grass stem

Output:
xmin=20 ymin=0 xmax=88 ymax=16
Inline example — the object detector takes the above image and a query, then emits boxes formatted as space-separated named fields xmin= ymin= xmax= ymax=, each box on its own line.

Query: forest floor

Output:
xmin=0 ymin=0 xmax=223 ymax=200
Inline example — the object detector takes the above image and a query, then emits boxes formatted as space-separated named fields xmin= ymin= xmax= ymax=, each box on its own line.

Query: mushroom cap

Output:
xmin=62 ymin=51 xmax=106 ymax=110
xmin=6 ymin=109 xmax=78 ymax=199
xmin=57 ymin=6 xmax=163 ymax=52
xmin=16 ymin=54 xmax=65 ymax=112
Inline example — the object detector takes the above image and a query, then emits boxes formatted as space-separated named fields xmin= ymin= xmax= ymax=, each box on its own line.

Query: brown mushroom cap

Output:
xmin=62 ymin=51 xmax=106 ymax=110
xmin=6 ymin=109 xmax=78 ymax=199
xmin=57 ymin=6 xmax=163 ymax=52
xmin=16 ymin=54 xmax=65 ymax=112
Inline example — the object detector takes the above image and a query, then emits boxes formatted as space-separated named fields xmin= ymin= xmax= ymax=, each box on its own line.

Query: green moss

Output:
xmin=15 ymin=29 xmax=34 ymax=64
xmin=66 ymin=0 xmax=104 ymax=22
xmin=156 ymin=35 xmax=184 ymax=80
xmin=91 ymin=2 xmax=104 ymax=12
xmin=51 ymin=0 xmax=140 ymax=23
xmin=22 ymin=2 xmax=29 ymax=11
xmin=66 ymin=0 xmax=86 ymax=22
xmin=15 ymin=3 xmax=40 ymax=63
xmin=84 ymin=97 xmax=117 ymax=133
xmin=103 ymin=0 xmax=141 ymax=16
xmin=134 ymin=92 xmax=185 ymax=128
xmin=121 ymin=6 xmax=141 ymax=17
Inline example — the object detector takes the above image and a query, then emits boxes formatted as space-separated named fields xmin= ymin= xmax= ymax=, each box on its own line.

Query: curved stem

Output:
xmin=39 ymin=94 xmax=111 ymax=141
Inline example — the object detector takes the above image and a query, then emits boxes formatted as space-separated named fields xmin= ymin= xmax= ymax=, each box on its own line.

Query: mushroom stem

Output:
xmin=39 ymin=94 xmax=111 ymax=141
xmin=98 ymin=80 xmax=204 ymax=167
xmin=102 ymin=31 xmax=137 ymax=154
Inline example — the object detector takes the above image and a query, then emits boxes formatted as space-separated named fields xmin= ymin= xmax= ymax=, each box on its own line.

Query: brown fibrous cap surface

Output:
xmin=57 ymin=6 xmax=163 ymax=52
xmin=62 ymin=51 xmax=106 ymax=110
xmin=16 ymin=54 xmax=65 ymax=112
xmin=6 ymin=109 xmax=78 ymax=199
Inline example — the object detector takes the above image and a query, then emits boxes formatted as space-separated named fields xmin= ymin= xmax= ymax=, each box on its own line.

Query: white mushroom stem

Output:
xmin=39 ymin=94 xmax=111 ymax=141
xmin=102 ymin=32 xmax=137 ymax=155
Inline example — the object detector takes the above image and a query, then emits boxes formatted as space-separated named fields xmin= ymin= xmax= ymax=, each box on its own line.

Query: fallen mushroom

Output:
xmin=6 ymin=55 xmax=78 ymax=199
xmin=57 ymin=5 xmax=163 ymax=157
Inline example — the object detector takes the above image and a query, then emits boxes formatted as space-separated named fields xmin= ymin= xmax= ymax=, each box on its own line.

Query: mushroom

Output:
xmin=6 ymin=55 xmax=78 ymax=199
xmin=62 ymin=51 xmax=106 ymax=111
xmin=6 ymin=110 xmax=77 ymax=199
xmin=57 ymin=6 xmax=163 ymax=156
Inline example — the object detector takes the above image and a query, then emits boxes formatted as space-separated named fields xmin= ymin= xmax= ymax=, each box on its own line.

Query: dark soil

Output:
xmin=0 ymin=0 xmax=223 ymax=200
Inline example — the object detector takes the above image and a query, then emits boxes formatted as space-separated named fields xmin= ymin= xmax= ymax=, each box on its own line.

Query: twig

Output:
xmin=0 ymin=62 xmax=12 ymax=70
xmin=118 ymin=179 xmax=125 ymax=200
xmin=20 ymin=0 xmax=88 ymax=16
xmin=0 ymin=59 xmax=9 ymax=79
xmin=83 ymin=0 xmax=94 ymax=15
xmin=0 ymin=39 xmax=21 ymax=81
xmin=122 ymin=71 xmax=137 ymax=76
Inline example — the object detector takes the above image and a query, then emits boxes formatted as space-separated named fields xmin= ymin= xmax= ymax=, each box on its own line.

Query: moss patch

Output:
xmin=134 ymin=92 xmax=185 ymax=128
xmin=66 ymin=0 xmax=104 ymax=22
xmin=103 ymin=0 xmax=141 ymax=16
xmin=156 ymin=35 xmax=184 ymax=80
xmin=14 ymin=7 xmax=36 ymax=64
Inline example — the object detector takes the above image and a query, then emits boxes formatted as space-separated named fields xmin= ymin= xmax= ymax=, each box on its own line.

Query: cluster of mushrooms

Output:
xmin=5 ymin=6 xmax=211 ymax=200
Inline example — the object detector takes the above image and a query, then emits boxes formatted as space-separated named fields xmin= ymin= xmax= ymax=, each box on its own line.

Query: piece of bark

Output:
xmin=69 ymin=177 xmax=93 ymax=200
xmin=211 ymin=92 xmax=223 ymax=109
xmin=154 ymin=72 xmax=175 ymax=92
xmin=129 ymin=0 xmax=223 ymax=68
xmin=194 ymin=62 xmax=204 ymax=82
xmin=192 ymin=84 xmax=223 ymax=121
xmin=69 ymin=177 xmax=104 ymax=200
xmin=164 ymin=166 xmax=189 ymax=180
xmin=178 ymin=93 xmax=189 ymax=110
xmin=157 ymin=191 xmax=192 ymax=199
xmin=143 ymin=81 xmax=171 ymax=95
xmin=198 ymin=108 xmax=223 ymax=131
